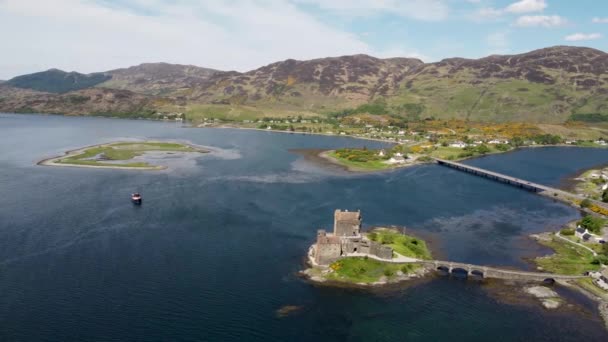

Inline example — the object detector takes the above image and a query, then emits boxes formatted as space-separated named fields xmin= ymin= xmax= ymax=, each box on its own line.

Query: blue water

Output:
xmin=1 ymin=113 xmax=608 ymax=341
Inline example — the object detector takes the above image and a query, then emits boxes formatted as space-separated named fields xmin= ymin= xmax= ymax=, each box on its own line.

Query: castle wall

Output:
xmin=369 ymin=242 xmax=393 ymax=260
xmin=314 ymin=243 xmax=341 ymax=265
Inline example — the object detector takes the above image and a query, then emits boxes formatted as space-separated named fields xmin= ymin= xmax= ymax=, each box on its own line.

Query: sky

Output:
xmin=0 ymin=0 xmax=607 ymax=79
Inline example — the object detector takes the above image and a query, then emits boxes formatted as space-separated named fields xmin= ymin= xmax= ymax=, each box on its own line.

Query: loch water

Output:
xmin=2 ymin=113 xmax=608 ymax=341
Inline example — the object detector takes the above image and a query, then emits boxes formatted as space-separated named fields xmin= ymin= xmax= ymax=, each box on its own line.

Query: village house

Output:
xmin=449 ymin=141 xmax=467 ymax=148
xmin=590 ymin=268 xmax=608 ymax=291
xmin=575 ymin=226 xmax=607 ymax=244
xmin=386 ymin=155 xmax=406 ymax=164
xmin=311 ymin=210 xmax=394 ymax=266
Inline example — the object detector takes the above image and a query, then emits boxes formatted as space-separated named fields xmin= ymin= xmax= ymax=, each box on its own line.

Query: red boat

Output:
xmin=131 ymin=193 xmax=142 ymax=205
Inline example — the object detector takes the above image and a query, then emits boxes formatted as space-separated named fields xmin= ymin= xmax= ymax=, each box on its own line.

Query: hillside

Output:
xmin=1 ymin=46 xmax=607 ymax=123
xmin=7 ymin=69 xmax=111 ymax=93
xmin=0 ymin=85 xmax=163 ymax=117
xmin=100 ymin=63 xmax=222 ymax=96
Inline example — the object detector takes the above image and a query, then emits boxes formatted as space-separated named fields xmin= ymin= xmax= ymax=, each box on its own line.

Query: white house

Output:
xmin=386 ymin=155 xmax=406 ymax=164
xmin=449 ymin=141 xmax=467 ymax=148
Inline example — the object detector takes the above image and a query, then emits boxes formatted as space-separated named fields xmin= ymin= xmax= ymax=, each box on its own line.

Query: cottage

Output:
xmin=449 ymin=141 xmax=467 ymax=148
xmin=386 ymin=155 xmax=406 ymax=164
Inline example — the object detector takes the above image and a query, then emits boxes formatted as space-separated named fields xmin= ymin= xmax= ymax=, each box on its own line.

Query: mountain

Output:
xmin=0 ymin=85 xmax=162 ymax=117
xmin=6 ymin=69 xmax=111 ymax=93
xmin=1 ymin=46 xmax=607 ymax=123
xmin=101 ymin=63 xmax=222 ymax=95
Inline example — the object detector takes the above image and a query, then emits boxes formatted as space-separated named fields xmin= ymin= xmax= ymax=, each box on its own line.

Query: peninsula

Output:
xmin=38 ymin=141 xmax=208 ymax=170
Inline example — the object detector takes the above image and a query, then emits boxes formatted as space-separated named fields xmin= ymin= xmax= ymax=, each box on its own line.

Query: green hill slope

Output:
xmin=7 ymin=69 xmax=111 ymax=93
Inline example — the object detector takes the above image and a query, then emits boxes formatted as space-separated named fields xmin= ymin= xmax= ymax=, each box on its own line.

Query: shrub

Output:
xmin=560 ymin=228 xmax=575 ymax=236
xmin=381 ymin=235 xmax=394 ymax=245
xmin=368 ymin=232 xmax=377 ymax=241
xmin=592 ymin=255 xmax=608 ymax=265
xmin=579 ymin=215 xmax=606 ymax=234
xmin=383 ymin=269 xmax=394 ymax=277
xmin=581 ymin=198 xmax=592 ymax=208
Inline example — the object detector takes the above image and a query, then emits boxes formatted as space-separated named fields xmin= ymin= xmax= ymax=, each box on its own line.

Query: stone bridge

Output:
xmin=417 ymin=260 xmax=585 ymax=282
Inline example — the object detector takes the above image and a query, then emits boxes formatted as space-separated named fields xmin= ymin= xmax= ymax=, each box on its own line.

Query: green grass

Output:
xmin=576 ymin=278 xmax=608 ymax=298
xmin=327 ymin=257 xmax=420 ymax=284
xmin=327 ymin=151 xmax=393 ymax=171
xmin=428 ymin=147 xmax=465 ymax=160
xmin=367 ymin=228 xmax=432 ymax=259
xmin=535 ymin=236 xmax=600 ymax=275
xmin=428 ymin=145 xmax=505 ymax=161
xmin=56 ymin=141 xmax=202 ymax=168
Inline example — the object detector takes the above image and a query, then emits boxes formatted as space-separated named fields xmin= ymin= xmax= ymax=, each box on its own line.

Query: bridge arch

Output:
xmin=470 ymin=270 xmax=484 ymax=278
xmin=451 ymin=268 xmax=469 ymax=278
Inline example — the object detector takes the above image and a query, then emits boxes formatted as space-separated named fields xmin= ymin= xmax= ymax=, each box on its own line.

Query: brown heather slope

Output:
xmin=100 ymin=62 xmax=222 ymax=96
xmin=0 ymin=85 xmax=164 ymax=117
xmin=2 ymin=46 xmax=608 ymax=123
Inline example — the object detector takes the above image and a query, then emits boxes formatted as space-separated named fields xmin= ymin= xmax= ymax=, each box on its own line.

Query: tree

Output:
xmin=581 ymin=198 xmax=592 ymax=208
xmin=477 ymin=144 xmax=491 ymax=154
xmin=579 ymin=215 xmax=605 ymax=234
xmin=603 ymin=190 xmax=608 ymax=203
xmin=511 ymin=136 xmax=524 ymax=147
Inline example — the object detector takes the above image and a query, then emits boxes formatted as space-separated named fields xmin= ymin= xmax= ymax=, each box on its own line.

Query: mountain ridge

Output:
xmin=2 ymin=45 xmax=607 ymax=123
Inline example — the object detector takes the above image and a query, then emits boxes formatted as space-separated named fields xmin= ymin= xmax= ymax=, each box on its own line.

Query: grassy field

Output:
xmin=367 ymin=228 xmax=432 ymax=260
xmin=428 ymin=145 xmax=506 ymax=160
xmin=327 ymin=257 xmax=420 ymax=284
xmin=327 ymin=151 xmax=391 ymax=171
xmin=56 ymin=141 xmax=202 ymax=168
xmin=534 ymin=235 xmax=600 ymax=275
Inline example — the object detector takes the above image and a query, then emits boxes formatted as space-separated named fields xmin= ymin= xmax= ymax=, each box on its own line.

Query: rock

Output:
xmin=310 ymin=276 xmax=325 ymax=282
xmin=525 ymin=286 xmax=558 ymax=298
xmin=541 ymin=298 xmax=561 ymax=309
xmin=276 ymin=305 xmax=303 ymax=318
xmin=396 ymin=270 xmax=404 ymax=276
xmin=525 ymin=286 xmax=562 ymax=310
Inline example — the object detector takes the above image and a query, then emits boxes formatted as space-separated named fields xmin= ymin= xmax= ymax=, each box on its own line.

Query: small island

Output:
xmin=39 ymin=141 xmax=208 ymax=170
xmin=321 ymin=146 xmax=431 ymax=172
xmin=302 ymin=210 xmax=432 ymax=285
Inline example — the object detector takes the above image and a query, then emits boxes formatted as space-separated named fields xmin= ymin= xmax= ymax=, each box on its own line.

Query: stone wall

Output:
xmin=369 ymin=241 xmax=393 ymax=260
xmin=314 ymin=243 xmax=341 ymax=265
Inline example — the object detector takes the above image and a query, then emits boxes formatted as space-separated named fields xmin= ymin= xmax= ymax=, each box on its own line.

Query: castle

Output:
xmin=311 ymin=210 xmax=393 ymax=265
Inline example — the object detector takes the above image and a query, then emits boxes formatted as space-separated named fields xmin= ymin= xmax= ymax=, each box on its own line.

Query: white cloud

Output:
xmin=374 ymin=46 xmax=430 ymax=61
xmin=293 ymin=0 xmax=449 ymax=21
xmin=474 ymin=7 xmax=504 ymax=20
xmin=592 ymin=17 xmax=608 ymax=23
xmin=2 ymin=0 xmax=430 ymax=79
xmin=505 ymin=0 xmax=547 ymax=14
xmin=486 ymin=31 xmax=510 ymax=54
xmin=564 ymin=33 xmax=602 ymax=41
xmin=513 ymin=15 xmax=567 ymax=28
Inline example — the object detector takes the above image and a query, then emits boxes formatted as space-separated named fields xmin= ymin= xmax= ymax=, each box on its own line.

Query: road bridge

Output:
xmin=417 ymin=260 xmax=585 ymax=282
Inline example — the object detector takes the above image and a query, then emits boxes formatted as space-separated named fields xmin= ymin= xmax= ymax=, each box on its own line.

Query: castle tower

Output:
xmin=333 ymin=209 xmax=361 ymax=237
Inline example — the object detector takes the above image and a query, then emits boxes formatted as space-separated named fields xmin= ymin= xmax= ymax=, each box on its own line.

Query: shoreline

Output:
xmin=288 ymin=148 xmax=432 ymax=174
xmin=38 ymin=140 xmax=208 ymax=171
